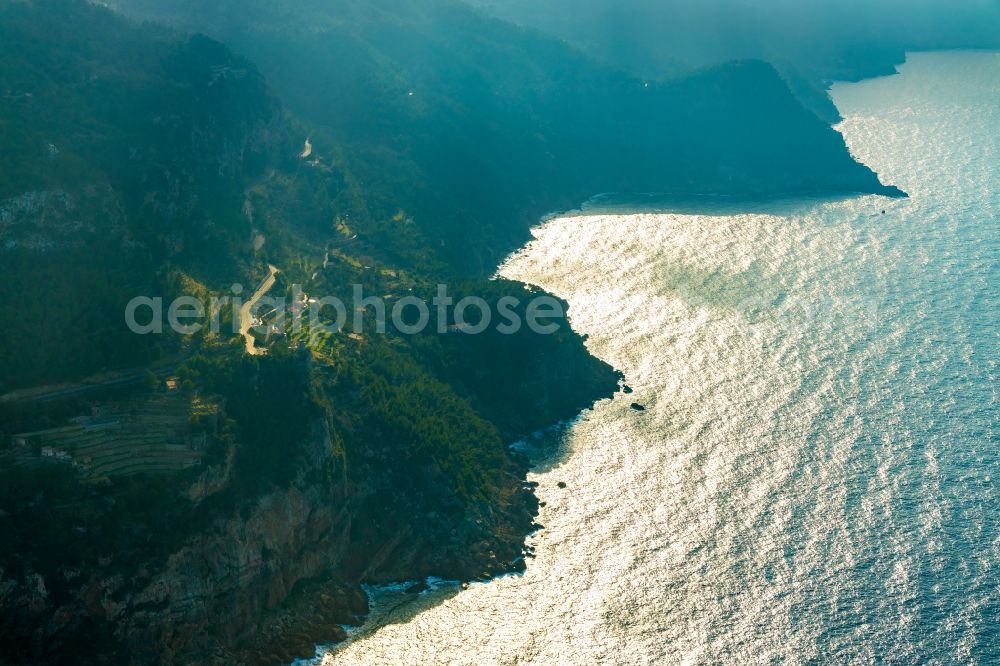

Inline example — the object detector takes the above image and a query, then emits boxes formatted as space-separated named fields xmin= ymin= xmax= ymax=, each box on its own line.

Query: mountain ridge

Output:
xmin=113 ymin=0 xmax=903 ymax=275
xmin=1 ymin=1 xmax=907 ymax=663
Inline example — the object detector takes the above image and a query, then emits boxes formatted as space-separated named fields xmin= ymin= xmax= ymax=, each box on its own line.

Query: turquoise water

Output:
xmin=320 ymin=52 xmax=999 ymax=665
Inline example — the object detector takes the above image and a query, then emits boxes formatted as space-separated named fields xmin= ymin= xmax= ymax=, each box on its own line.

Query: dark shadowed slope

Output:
xmin=114 ymin=0 xmax=902 ymax=274
xmin=1 ymin=4 xmax=618 ymax=663
xmin=469 ymin=0 xmax=1000 ymax=121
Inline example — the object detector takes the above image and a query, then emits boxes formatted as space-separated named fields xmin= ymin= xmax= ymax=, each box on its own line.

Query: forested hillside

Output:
xmin=116 ymin=0 xmax=901 ymax=274
xmin=469 ymin=0 xmax=1000 ymax=120
xmin=0 ymin=0 xmax=300 ymax=386
xmin=0 ymin=1 xmax=910 ymax=662
xmin=0 ymin=3 xmax=617 ymax=661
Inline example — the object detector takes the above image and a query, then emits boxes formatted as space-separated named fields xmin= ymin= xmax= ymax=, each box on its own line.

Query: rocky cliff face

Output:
xmin=120 ymin=419 xmax=354 ymax=664
xmin=115 ymin=0 xmax=905 ymax=278
xmin=0 ymin=372 xmax=594 ymax=665
xmin=0 ymin=419 xmax=355 ymax=664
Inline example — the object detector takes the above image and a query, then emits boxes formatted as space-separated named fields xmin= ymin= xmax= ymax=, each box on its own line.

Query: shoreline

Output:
xmin=287 ymin=174 xmax=906 ymax=662
xmin=541 ymin=183 xmax=907 ymax=222
xmin=292 ymin=48 xmax=1000 ymax=663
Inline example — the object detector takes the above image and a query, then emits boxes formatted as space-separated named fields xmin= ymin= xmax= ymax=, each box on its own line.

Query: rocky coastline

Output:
xmin=0 ymin=327 xmax=619 ymax=665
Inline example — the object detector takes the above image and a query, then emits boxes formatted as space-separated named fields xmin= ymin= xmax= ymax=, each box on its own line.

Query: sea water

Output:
xmin=317 ymin=51 xmax=1000 ymax=665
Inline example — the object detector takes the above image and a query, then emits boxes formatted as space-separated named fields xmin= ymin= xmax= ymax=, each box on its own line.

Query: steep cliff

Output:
xmin=1 ymin=418 xmax=355 ymax=664
xmin=1 ymin=344 xmax=615 ymax=664
xmin=0 ymin=1 xmax=907 ymax=663
xmin=115 ymin=0 xmax=904 ymax=275
xmin=0 ymin=0 xmax=311 ymax=388
xmin=0 ymin=5 xmax=620 ymax=663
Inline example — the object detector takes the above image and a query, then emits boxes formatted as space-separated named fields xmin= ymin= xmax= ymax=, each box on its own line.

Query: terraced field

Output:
xmin=10 ymin=394 xmax=219 ymax=479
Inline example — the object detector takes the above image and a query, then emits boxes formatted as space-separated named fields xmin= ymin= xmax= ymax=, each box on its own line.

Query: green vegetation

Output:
xmin=178 ymin=349 xmax=325 ymax=494
xmin=0 ymin=350 xmax=324 ymax=590
xmin=327 ymin=342 xmax=507 ymax=503
xmin=0 ymin=1 xmax=910 ymax=660
xmin=0 ymin=0 xmax=301 ymax=387
xmin=0 ymin=464 xmax=193 ymax=581
xmin=470 ymin=0 xmax=1000 ymax=121
xmin=0 ymin=0 xmax=612 ymax=568
xmin=0 ymin=0 xmax=905 ymax=387
xmin=118 ymin=0 xmax=901 ymax=275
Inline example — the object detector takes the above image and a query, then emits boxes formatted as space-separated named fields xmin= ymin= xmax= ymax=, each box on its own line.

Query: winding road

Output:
xmin=240 ymin=264 xmax=280 ymax=355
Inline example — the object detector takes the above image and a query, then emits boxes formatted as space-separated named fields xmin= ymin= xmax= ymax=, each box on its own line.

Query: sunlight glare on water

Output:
xmin=316 ymin=52 xmax=1000 ymax=666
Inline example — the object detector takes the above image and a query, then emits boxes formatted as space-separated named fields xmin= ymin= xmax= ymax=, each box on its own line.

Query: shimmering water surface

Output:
xmin=319 ymin=52 xmax=1000 ymax=665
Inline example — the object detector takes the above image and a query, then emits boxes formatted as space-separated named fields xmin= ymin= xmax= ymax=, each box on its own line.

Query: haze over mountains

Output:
xmin=1 ymin=0 xmax=901 ymax=388
xmin=114 ymin=0 xmax=900 ymax=274
xmin=1 ymin=0 xmax=975 ymax=663
xmin=470 ymin=0 xmax=1000 ymax=119
xmin=1 ymin=4 xmax=621 ymax=661
xmin=470 ymin=0 xmax=1000 ymax=78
